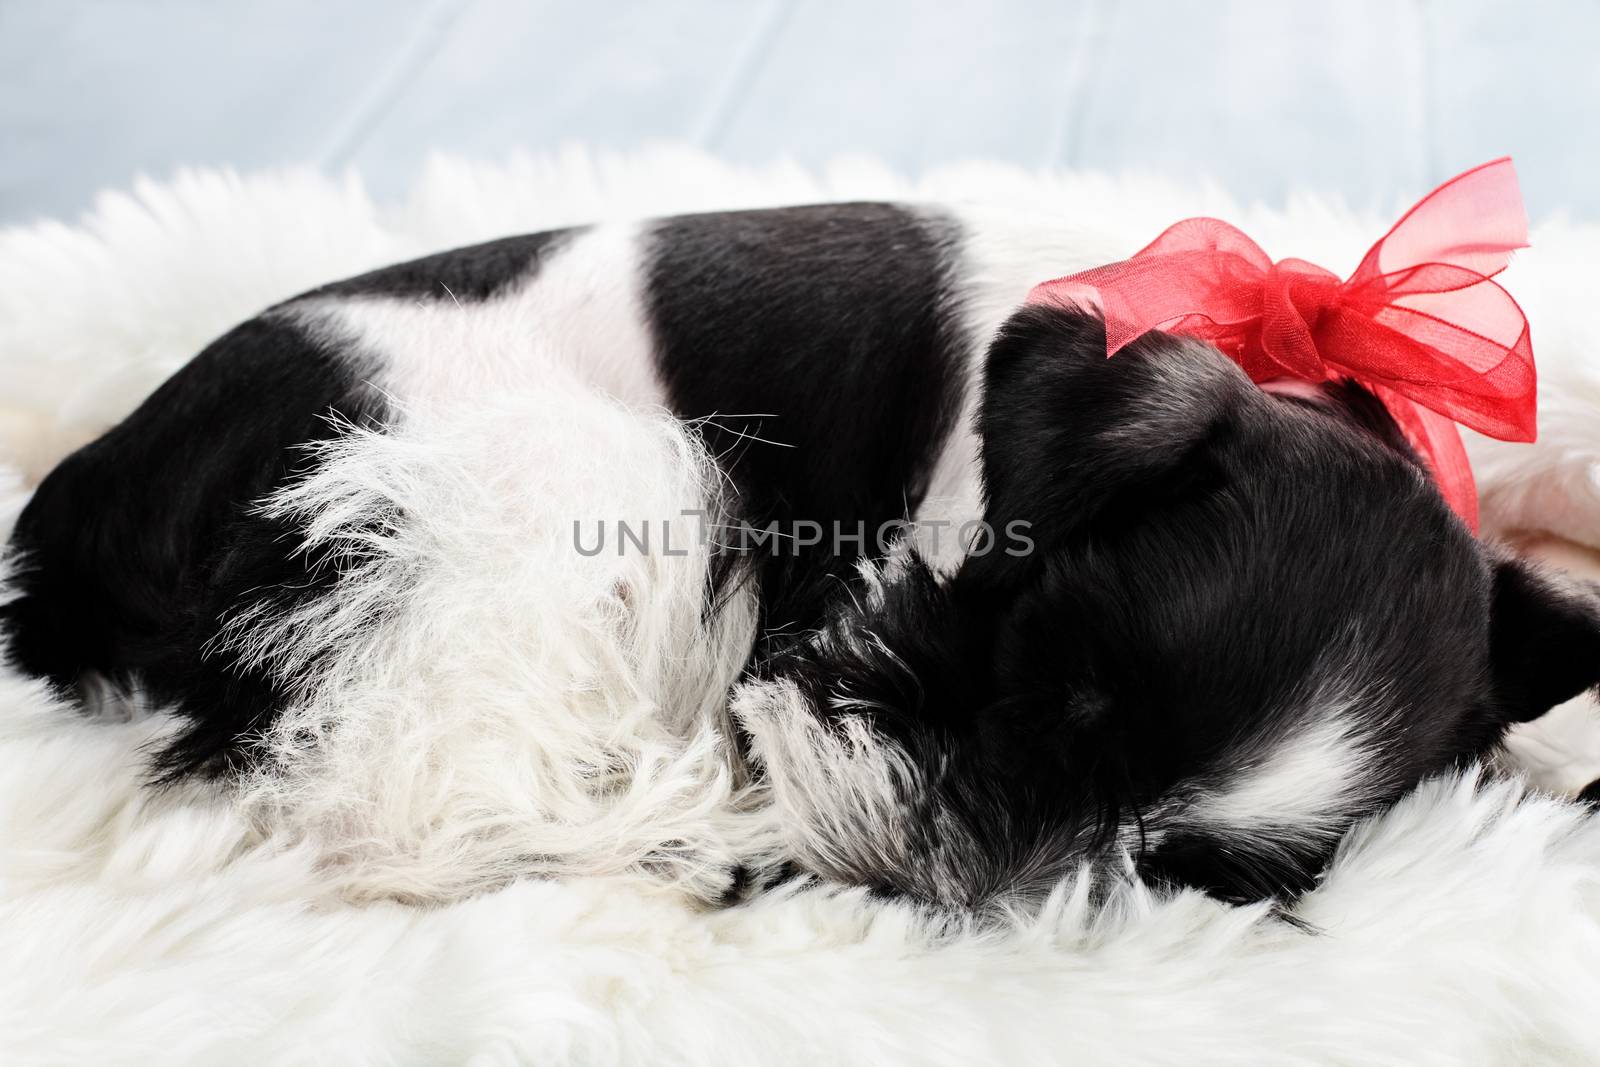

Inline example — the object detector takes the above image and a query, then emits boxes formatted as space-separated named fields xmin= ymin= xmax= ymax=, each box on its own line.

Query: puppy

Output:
xmin=4 ymin=203 xmax=1598 ymax=908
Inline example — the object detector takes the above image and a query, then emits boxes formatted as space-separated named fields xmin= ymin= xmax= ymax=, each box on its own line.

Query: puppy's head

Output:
xmin=737 ymin=305 xmax=1600 ymax=908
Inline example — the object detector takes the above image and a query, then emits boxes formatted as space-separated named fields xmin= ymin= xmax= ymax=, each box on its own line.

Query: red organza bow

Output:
xmin=1027 ymin=158 xmax=1536 ymax=531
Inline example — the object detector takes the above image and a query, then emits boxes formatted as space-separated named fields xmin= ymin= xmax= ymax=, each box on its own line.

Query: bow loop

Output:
xmin=1350 ymin=157 xmax=1529 ymax=284
xmin=1255 ymin=259 xmax=1342 ymax=380
xmin=1026 ymin=158 xmax=1536 ymax=531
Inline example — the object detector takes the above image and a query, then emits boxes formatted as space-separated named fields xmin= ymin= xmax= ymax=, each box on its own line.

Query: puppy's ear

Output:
xmin=966 ymin=305 xmax=1249 ymax=586
xmin=1489 ymin=556 xmax=1600 ymax=722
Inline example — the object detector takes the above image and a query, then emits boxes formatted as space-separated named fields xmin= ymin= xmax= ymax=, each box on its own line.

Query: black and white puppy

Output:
xmin=4 ymin=203 xmax=1599 ymax=908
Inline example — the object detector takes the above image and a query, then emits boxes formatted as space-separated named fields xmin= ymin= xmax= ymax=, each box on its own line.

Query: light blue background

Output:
xmin=4 ymin=0 xmax=1597 ymax=225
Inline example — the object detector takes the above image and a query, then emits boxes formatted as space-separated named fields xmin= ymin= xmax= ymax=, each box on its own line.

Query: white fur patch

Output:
xmin=1156 ymin=659 xmax=1395 ymax=855
xmin=733 ymin=679 xmax=919 ymax=874
xmin=1177 ymin=713 xmax=1375 ymax=843
xmin=288 ymin=221 xmax=666 ymax=411
xmin=219 ymin=377 xmax=774 ymax=903
xmin=733 ymin=675 xmax=1029 ymax=907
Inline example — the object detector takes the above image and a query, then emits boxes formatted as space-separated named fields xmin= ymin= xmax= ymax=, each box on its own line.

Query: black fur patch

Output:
xmin=644 ymin=203 xmax=969 ymax=641
xmin=1 ymin=315 xmax=384 ymax=777
xmin=299 ymin=229 xmax=578 ymax=302
xmin=1487 ymin=558 xmax=1600 ymax=723
xmin=1581 ymin=778 xmax=1600 ymax=806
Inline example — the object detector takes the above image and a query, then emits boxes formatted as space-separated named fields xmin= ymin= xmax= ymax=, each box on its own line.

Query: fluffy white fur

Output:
xmin=225 ymin=385 xmax=770 ymax=904
xmin=5 ymin=148 xmax=1600 ymax=1063
xmin=6 ymin=672 xmax=1600 ymax=1064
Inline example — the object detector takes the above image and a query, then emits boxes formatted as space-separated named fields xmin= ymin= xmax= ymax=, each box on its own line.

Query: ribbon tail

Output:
xmin=1373 ymin=387 xmax=1480 ymax=532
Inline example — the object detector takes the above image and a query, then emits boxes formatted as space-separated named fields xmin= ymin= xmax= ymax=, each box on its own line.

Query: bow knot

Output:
xmin=1261 ymin=259 xmax=1343 ymax=379
xmin=1026 ymin=158 xmax=1536 ymax=531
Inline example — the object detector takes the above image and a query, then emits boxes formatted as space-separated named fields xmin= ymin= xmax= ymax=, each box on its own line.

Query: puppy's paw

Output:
xmin=1503 ymin=691 xmax=1600 ymax=796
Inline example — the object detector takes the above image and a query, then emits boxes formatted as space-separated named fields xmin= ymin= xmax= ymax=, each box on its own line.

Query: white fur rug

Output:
xmin=5 ymin=149 xmax=1600 ymax=1065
